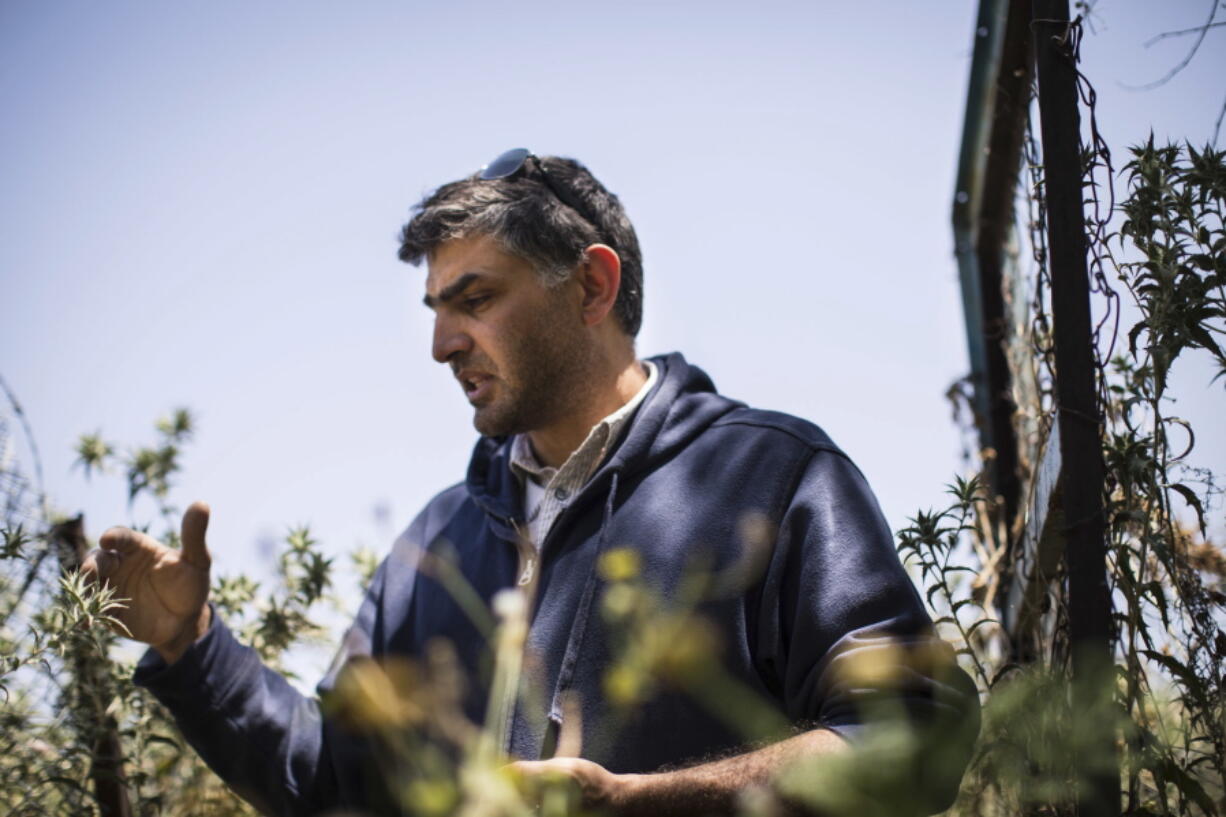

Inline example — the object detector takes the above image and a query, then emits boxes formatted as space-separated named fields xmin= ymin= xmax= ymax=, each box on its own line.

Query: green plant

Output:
xmin=912 ymin=133 xmax=1226 ymax=816
xmin=0 ymin=409 xmax=342 ymax=817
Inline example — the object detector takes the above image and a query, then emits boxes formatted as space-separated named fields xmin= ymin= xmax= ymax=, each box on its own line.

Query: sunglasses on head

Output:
xmin=478 ymin=147 xmax=601 ymax=233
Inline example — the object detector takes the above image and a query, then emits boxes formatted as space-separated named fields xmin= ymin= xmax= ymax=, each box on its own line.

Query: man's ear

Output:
xmin=575 ymin=244 xmax=621 ymax=327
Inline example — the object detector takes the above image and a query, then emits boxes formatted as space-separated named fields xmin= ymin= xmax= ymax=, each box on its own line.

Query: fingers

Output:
xmin=94 ymin=503 xmax=212 ymax=569
xmin=508 ymin=758 xmax=584 ymax=783
xmin=80 ymin=547 xmax=121 ymax=586
xmin=179 ymin=501 xmax=212 ymax=568
xmin=507 ymin=759 xmax=589 ymax=808
xmin=99 ymin=526 xmax=150 ymax=555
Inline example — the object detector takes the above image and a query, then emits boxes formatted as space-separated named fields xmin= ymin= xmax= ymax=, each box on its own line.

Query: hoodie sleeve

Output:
xmin=133 ymin=558 xmax=389 ymax=817
xmin=132 ymin=485 xmax=465 ymax=816
xmin=758 ymin=447 xmax=981 ymax=810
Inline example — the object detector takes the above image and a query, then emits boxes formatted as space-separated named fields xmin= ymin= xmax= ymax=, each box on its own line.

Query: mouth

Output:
xmin=456 ymin=370 xmax=495 ymax=404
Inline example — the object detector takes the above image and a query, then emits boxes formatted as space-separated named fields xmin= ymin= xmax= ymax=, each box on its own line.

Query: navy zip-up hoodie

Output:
xmin=135 ymin=353 xmax=980 ymax=815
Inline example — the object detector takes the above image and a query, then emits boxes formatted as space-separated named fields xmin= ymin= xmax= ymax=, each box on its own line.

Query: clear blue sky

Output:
xmin=2 ymin=2 xmax=1222 ymax=646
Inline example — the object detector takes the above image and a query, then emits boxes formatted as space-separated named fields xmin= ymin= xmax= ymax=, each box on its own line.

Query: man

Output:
xmin=85 ymin=149 xmax=979 ymax=816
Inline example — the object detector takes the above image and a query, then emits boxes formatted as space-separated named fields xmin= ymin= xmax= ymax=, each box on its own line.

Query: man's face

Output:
xmin=424 ymin=234 xmax=594 ymax=437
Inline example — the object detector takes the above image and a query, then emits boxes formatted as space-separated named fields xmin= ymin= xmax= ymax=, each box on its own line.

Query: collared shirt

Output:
xmin=509 ymin=360 xmax=658 ymax=550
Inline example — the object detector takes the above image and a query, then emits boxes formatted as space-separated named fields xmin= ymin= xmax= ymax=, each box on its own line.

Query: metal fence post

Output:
xmin=1031 ymin=1 xmax=1118 ymax=814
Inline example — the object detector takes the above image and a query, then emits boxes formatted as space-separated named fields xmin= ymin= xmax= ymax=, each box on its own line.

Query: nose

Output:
xmin=432 ymin=313 xmax=472 ymax=364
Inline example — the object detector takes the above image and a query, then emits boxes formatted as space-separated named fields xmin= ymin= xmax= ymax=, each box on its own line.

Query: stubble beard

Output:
xmin=471 ymin=300 xmax=597 ymax=439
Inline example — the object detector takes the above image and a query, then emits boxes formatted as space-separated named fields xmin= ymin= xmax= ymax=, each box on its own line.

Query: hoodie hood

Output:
xmin=465 ymin=352 xmax=742 ymax=537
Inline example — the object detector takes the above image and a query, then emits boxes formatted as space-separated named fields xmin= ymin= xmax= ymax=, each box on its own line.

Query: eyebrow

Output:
xmin=422 ymin=272 xmax=482 ymax=309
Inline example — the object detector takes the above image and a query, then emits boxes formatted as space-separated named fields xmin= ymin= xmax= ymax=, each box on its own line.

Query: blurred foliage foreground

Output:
xmin=2 ymin=140 xmax=1225 ymax=816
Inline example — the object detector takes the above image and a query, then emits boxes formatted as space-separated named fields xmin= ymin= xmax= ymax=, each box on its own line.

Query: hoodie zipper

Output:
xmin=501 ymin=498 xmax=589 ymax=755
xmin=496 ymin=520 xmax=539 ymax=755
xmin=501 ymin=471 xmax=622 ymax=757
xmin=511 ymin=520 xmax=540 ymax=610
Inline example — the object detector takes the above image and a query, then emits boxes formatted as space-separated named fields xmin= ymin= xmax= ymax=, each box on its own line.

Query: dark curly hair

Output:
xmin=398 ymin=155 xmax=643 ymax=337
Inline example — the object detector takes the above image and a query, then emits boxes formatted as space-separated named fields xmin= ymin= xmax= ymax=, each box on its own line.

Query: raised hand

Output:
xmin=82 ymin=500 xmax=213 ymax=664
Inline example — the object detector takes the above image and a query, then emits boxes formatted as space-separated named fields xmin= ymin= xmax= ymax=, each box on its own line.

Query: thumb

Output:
xmin=180 ymin=501 xmax=212 ymax=568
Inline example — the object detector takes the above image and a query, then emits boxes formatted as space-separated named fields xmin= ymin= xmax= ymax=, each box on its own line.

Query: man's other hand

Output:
xmin=81 ymin=500 xmax=213 ymax=664
xmin=510 ymin=757 xmax=641 ymax=814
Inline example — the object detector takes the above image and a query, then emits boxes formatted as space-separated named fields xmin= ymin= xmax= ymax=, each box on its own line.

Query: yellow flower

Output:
xmin=604 ymin=664 xmax=647 ymax=706
xmin=598 ymin=548 xmax=641 ymax=582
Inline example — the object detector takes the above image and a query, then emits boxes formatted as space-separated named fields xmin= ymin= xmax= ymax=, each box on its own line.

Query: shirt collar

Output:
xmin=510 ymin=360 xmax=658 ymax=488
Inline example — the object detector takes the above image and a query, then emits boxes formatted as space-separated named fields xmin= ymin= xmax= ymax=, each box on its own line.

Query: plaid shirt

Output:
xmin=509 ymin=360 xmax=658 ymax=550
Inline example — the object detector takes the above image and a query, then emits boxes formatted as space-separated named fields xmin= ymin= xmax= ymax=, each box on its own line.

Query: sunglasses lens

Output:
xmin=479 ymin=147 xmax=532 ymax=180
